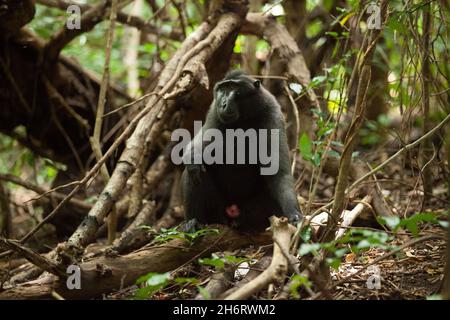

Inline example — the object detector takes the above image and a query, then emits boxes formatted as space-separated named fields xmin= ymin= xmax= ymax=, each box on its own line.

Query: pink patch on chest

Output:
xmin=226 ymin=204 xmax=240 ymax=218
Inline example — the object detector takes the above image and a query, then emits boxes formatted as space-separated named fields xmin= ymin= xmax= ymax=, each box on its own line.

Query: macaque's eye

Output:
xmin=253 ymin=80 xmax=261 ymax=88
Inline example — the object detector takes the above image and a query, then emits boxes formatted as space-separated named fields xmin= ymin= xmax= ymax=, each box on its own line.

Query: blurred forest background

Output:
xmin=0 ymin=0 xmax=449 ymax=300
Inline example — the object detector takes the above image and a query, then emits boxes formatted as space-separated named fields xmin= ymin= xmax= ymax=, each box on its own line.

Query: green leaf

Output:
xmin=136 ymin=272 xmax=170 ymax=286
xmin=199 ymin=257 xmax=225 ymax=269
xmin=338 ymin=229 xmax=391 ymax=252
xmin=135 ymin=285 xmax=156 ymax=300
xmin=311 ymin=108 xmax=327 ymax=119
xmin=299 ymin=133 xmax=313 ymax=161
xmin=298 ymin=243 xmax=322 ymax=256
xmin=306 ymin=19 xmax=323 ymax=38
xmin=223 ymin=255 xmax=248 ymax=265
xmin=140 ymin=43 xmax=156 ymax=54
xmin=196 ymin=286 xmax=211 ymax=300
xmin=327 ymin=150 xmax=341 ymax=159
xmin=339 ymin=11 xmax=355 ymax=26
xmin=135 ymin=272 xmax=170 ymax=299
xmin=325 ymin=31 xmax=339 ymax=38
xmin=400 ymin=213 xmax=438 ymax=237
xmin=300 ymin=226 xmax=312 ymax=242
xmin=311 ymin=75 xmax=327 ymax=87
xmin=152 ymin=227 xmax=219 ymax=245
xmin=174 ymin=277 xmax=200 ymax=285
xmin=317 ymin=126 xmax=333 ymax=138
xmin=438 ymin=220 xmax=449 ymax=228
xmin=334 ymin=248 xmax=348 ymax=258
xmin=378 ymin=216 xmax=401 ymax=230
xmin=256 ymin=39 xmax=270 ymax=53
xmin=377 ymin=114 xmax=390 ymax=127
xmin=327 ymin=258 xmax=341 ymax=270
xmin=331 ymin=141 xmax=344 ymax=147
xmin=289 ymin=274 xmax=311 ymax=298
xmin=311 ymin=153 xmax=322 ymax=167
xmin=233 ymin=35 xmax=246 ymax=54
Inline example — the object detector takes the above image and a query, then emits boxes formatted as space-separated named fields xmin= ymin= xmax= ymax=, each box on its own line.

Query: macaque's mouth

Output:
xmin=218 ymin=111 xmax=239 ymax=123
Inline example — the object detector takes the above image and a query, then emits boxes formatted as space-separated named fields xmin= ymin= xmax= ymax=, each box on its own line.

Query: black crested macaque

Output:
xmin=181 ymin=70 xmax=302 ymax=231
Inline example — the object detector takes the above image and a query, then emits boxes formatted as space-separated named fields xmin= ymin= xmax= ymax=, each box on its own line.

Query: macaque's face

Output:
xmin=214 ymin=77 xmax=261 ymax=124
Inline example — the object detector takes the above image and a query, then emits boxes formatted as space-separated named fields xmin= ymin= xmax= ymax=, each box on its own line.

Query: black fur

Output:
xmin=181 ymin=70 xmax=302 ymax=231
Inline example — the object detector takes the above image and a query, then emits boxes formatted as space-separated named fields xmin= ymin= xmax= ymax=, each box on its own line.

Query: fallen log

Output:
xmin=0 ymin=226 xmax=271 ymax=299
xmin=224 ymin=216 xmax=295 ymax=300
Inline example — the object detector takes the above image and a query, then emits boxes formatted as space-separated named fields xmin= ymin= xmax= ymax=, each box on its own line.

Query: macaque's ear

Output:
xmin=253 ymin=80 xmax=261 ymax=88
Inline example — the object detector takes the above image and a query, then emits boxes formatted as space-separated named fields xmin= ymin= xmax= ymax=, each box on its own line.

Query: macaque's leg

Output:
xmin=232 ymin=193 xmax=280 ymax=232
xmin=181 ymin=168 xmax=227 ymax=227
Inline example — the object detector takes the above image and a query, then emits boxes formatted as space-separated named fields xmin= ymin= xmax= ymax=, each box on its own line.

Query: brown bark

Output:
xmin=111 ymin=201 xmax=156 ymax=253
xmin=282 ymin=0 xmax=307 ymax=46
xmin=224 ymin=216 xmax=295 ymax=300
xmin=318 ymin=0 xmax=389 ymax=284
xmin=0 ymin=226 xmax=271 ymax=299
xmin=67 ymin=8 xmax=247 ymax=250
xmin=242 ymin=12 xmax=319 ymax=149
xmin=0 ymin=182 xmax=11 ymax=237
xmin=36 ymin=0 xmax=183 ymax=41
xmin=0 ymin=28 xmax=123 ymax=170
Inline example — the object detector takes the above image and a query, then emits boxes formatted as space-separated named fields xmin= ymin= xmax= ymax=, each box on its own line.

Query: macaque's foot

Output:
xmin=287 ymin=211 xmax=302 ymax=226
xmin=179 ymin=218 xmax=205 ymax=233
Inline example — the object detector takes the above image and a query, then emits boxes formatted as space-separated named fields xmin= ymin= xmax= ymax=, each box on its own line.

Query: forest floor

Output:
xmin=332 ymin=234 xmax=445 ymax=299
xmin=5 ymin=141 xmax=449 ymax=300
xmin=105 ymin=232 xmax=446 ymax=300
xmin=102 ymin=151 xmax=449 ymax=300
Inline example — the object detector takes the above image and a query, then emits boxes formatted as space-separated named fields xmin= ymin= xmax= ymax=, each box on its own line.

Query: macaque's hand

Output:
xmin=287 ymin=210 xmax=302 ymax=226
xmin=180 ymin=218 xmax=204 ymax=233
xmin=185 ymin=163 xmax=206 ymax=186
